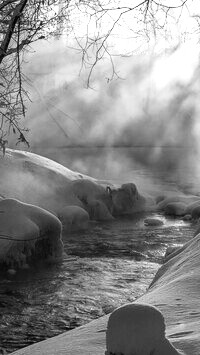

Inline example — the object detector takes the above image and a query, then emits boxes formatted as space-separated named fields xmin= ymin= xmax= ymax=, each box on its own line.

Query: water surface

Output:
xmin=0 ymin=147 xmax=198 ymax=353
xmin=0 ymin=212 xmax=196 ymax=353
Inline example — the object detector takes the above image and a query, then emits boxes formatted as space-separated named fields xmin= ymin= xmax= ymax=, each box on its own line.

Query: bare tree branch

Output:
xmin=0 ymin=0 xmax=197 ymax=151
xmin=0 ymin=0 xmax=28 ymax=63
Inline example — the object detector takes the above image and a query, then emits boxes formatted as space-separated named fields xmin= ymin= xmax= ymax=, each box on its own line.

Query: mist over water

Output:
xmin=14 ymin=38 xmax=199 ymax=192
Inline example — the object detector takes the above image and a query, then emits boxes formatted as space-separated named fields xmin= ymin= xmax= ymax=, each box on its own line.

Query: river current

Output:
xmin=0 ymin=147 xmax=198 ymax=354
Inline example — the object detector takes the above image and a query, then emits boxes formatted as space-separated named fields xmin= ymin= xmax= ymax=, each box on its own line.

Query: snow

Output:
xmin=110 ymin=182 xmax=154 ymax=215
xmin=106 ymin=303 xmax=181 ymax=355
xmin=138 ymin=233 xmax=200 ymax=354
xmin=58 ymin=205 xmax=89 ymax=231
xmin=1 ymin=148 xmax=200 ymax=354
xmin=10 ymin=205 xmax=200 ymax=354
xmin=0 ymin=149 xmax=91 ymax=213
xmin=0 ymin=198 xmax=63 ymax=269
xmin=0 ymin=149 xmax=114 ymax=218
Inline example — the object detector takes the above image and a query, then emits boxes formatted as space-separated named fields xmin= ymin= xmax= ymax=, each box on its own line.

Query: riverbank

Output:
xmin=1 ymin=148 xmax=199 ymax=355
xmin=10 ymin=229 xmax=200 ymax=354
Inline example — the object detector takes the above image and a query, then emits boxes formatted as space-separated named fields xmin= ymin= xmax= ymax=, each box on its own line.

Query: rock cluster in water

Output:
xmin=0 ymin=149 xmax=156 ymax=270
xmin=1 ymin=148 xmax=200 ymax=272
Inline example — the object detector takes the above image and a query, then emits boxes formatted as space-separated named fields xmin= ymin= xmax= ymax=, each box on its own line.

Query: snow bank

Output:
xmin=10 ymin=231 xmax=200 ymax=354
xmin=137 ymin=233 xmax=200 ymax=354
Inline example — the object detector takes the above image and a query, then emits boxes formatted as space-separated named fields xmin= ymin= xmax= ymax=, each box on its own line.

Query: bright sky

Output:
xmin=58 ymin=0 xmax=199 ymax=89
xmin=29 ymin=0 xmax=200 ymax=96
xmin=65 ymin=0 xmax=200 ymax=54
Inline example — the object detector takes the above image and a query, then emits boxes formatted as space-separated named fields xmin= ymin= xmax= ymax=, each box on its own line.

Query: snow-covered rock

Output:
xmin=0 ymin=150 xmax=114 ymax=221
xmin=0 ymin=149 xmax=117 ymax=266
xmin=157 ymin=195 xmax=199 ymax=212
xmin=0 ymin=198 xmax=63 ymax=269
xmin=0 ymin=150 xmax=156 ymax=224
xmin=85 ymin=199 xmax=114 ymax=221
xmin=164 ymin=202 xmax=187 ymax=216
xmin=144 ymin=217 xmax=164 ymax=226
xmin=109 ymin=183 xmax=154 ymax=215
xmin=184 ymin=200 xmax=200 ymax=215
xmin=70 ymin=179 xmax=114 ymax=220
xmin=0 ymin=149 xmax=85 ymax=213
xmin=57 ymin=205 xmax=89 ymax=231
xmin=106 ymin=303 xmax=181 ymax=355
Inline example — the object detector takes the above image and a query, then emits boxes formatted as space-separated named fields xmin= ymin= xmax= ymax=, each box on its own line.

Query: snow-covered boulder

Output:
xmin=71 ymin=179 xmax=110 ymax=202
xmin=164 ymin=202 xmax=186 ymax=216
xmin=85 ymin=199 xmax=114 ymax=221
xmin=0 ymin=149 xmax=94 ymax=214
xmin=144 ymin=217 xmax=164 ymax=226
xmin=157 ymin=195 xmax=199 ymax=212
xmin=0 ymin=150 xmax=115 ymax=223
xmin=0 ymin=198 xmax=63 ymax=269
xmin=184 ymin=200 xmax=200 ymax=215
xmin=57 ymin=205 xmax=89 ymax=231
xmin=109 ymin=183 xmax=154 ymax=216
xmin=106 ymin=303 xmax=181 ymax=355
xmin=70 ymin=179 xmax=114 ymax=220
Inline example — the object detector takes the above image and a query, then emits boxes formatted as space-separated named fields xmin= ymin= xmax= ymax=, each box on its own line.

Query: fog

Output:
xmin=11 ymin=37 xmax=200 ymax=190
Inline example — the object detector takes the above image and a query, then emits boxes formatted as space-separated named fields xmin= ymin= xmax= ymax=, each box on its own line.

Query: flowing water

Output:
xmin=0 ymin=147 xmax=198 ymax=354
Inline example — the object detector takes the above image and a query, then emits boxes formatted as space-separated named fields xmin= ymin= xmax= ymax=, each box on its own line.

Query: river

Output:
xmin=0 ymin=147 xmax=198 ymax=354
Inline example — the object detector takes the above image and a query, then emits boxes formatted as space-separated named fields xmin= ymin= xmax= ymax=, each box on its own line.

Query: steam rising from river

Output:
xmin=18 ymin=39 xmax=200 ymax=186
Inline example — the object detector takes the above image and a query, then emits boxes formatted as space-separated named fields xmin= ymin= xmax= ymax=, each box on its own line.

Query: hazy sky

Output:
xmin=16 ymin=1 xmax=200 ymax=182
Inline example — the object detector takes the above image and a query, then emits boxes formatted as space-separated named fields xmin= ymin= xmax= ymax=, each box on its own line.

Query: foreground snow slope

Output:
xmin=11 ymin=232 xmax=200 ymax=354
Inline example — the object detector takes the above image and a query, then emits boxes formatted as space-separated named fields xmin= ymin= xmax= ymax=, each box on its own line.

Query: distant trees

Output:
xmin=0 ymin=0 xmax=196 ymax=149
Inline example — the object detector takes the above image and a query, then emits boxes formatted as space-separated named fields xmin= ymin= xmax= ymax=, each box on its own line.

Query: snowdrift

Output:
xmin=10 ymin=230 xmax=200 ymax=354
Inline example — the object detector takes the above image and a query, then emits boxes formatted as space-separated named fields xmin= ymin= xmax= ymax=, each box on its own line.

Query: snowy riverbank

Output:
xmin=1 ymin=148 xmax=200 ymax=354
xmin=10 ymin=230 xmax=200 ymax=355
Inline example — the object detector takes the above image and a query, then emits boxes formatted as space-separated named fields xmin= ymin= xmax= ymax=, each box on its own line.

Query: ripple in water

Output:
xmin=0 ymin=212 xmax=196 ymax=353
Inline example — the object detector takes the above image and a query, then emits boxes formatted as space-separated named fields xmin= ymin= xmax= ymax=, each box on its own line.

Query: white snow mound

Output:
xmin=106 ymin=303 xmax=181 ymax=355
